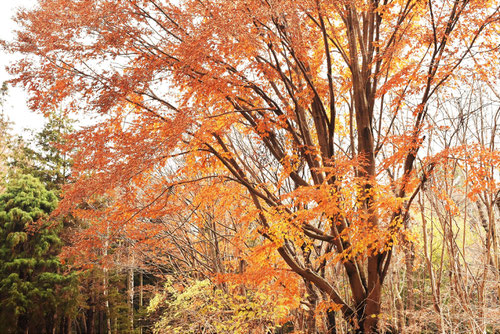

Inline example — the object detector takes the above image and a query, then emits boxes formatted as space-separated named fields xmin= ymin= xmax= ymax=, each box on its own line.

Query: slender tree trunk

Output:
xmin=404 ymin=244 xmax=415 ymax=332
xmin=82 ymin=319 xmax=86 ymax=334
xmin=139 ymin=271 xmax=143 ymax=334
xmin=18 ymin=314 xmax=29 ymax=334
xmin=99 ymin=309 xmax=104 ymax=334
xmin=326 ymin=309 xmax=336 ymax=334
xmin=67 ymin=316 xmax=72 ymax=334
xmin=304 ymin=281 xmax=317 ymax=334
xmin=87 ymin=302 xmax=95 ymax=334
xmin=103 ymin=271 xmax=111 ymax=334
xmin=128 ymin=266 xmax=134 ymax=333
xmin=51 ymin=312 xmax=57 ymax=334
xmin=103 ymin=224 xmax=112 ymax=334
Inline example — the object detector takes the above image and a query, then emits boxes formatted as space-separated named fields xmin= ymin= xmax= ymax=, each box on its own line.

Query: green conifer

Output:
xmin=0 ymin=174 xmax=77 ymax=333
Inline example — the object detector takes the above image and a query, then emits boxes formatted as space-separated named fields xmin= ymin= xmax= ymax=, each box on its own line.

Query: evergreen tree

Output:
xmin=10 ymin=113 xmax=73 ymax=192
xmin=0 ymin=174 xmax=77 ymax=333
xmin=0 ymin=83 xmax=13 ymax=187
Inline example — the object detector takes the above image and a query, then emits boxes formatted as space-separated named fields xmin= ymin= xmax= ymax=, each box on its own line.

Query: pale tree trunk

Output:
xmin=103 ymin=268 xmax=111 ymax=334
xmin=128 ymin=249 xmax=135 ymax=333
xmin=139 ymin=271 xmax=143 ymax=334
xmin=420 ymin=195 xmax=446 ymax=334
xmin=404 ymin=243 xmax=415 ymax=332
xmin=128 ymin=266 xmax=134 ymax=333
xmin=494 ymin=198 xmax=500 ymax=299
xmin=103 ymin=225 xmax=112 ymax=334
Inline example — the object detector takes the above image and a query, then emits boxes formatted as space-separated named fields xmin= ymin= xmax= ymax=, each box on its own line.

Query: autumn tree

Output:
xmin=8 ymin=0 xmax=500 ymax=332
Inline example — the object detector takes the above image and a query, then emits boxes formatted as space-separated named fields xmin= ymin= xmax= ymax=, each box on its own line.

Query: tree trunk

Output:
xmin=103 ymin=271 xmax=111 ymax=334
xmin=87 ymin=303 xmax=95 ymax=334
xmin=103 ymin=225 xmax=112 ymax=334
xmin=139 ymin=271 xmax=143 ymax=334
xmin=18 ymin=314 xmax=29 ymax=334
xmin=128 ymin=266 xmax=134 ymax=333
xmin=304 ymin=281 xmax=317 ymax=334
xmin=363 ymin=273 xmax=382 ymax=333
xmin=66 ymin=316 xmax=72 ymax=334
xmin=405 ymin=244 xmax=415 ymax=332
xmin=326 ymin=309 xmax=336 ymax=334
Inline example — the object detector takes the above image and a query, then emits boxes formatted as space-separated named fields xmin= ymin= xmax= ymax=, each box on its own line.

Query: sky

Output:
xmin=0 ymin=0 xmax=43 ymax=136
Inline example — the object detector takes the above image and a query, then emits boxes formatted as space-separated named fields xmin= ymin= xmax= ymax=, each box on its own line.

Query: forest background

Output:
xmin=0 ymin=0 xmax=499 ymax=333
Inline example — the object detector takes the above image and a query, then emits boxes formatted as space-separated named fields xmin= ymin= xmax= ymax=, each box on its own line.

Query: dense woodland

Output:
xmin=0 ymin=0 xmax=500 ymax=333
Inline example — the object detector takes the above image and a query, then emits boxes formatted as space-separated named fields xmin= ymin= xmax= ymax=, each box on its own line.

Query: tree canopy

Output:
xmin=7 ymin=0 xmax=500 ymax=332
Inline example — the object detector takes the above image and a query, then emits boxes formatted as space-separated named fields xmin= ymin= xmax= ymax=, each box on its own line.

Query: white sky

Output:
xmin=0 ymin=0 xmax=43 ymax=136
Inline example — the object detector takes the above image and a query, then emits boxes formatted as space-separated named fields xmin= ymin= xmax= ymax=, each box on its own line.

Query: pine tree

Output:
xmin=0 ymin=83 xmax=13 ymax=188
xmin=0 ymin=174 xmax=77 ymax=333
xmin=10 ymin=113 xmax=73 ymax=193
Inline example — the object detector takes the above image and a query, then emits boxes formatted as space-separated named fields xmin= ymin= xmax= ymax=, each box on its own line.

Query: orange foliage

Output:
xmin=7 ymin=0 xmax=500 ymax=331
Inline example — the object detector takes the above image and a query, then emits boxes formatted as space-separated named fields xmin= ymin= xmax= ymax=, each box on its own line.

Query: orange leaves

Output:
xmin=377 ymin=63 xmax=418 ymax=98
xmin=315 ymin=300 xmax=343 ymax=314
xmin=7 ymin=1 xmax=500 ymax=329
xmin=457 ymin=145 xmax=500 ymax=201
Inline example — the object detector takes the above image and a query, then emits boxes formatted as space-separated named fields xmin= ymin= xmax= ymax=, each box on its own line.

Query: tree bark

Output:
xmin=326 ymin=309 xmax=336 ymax=334
xmin=128 ymin=266 xmax=134 ymax=333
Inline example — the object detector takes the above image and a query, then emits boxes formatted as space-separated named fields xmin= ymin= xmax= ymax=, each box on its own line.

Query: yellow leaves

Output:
xmin=149 ymin=277 xmax=295 ymax=334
